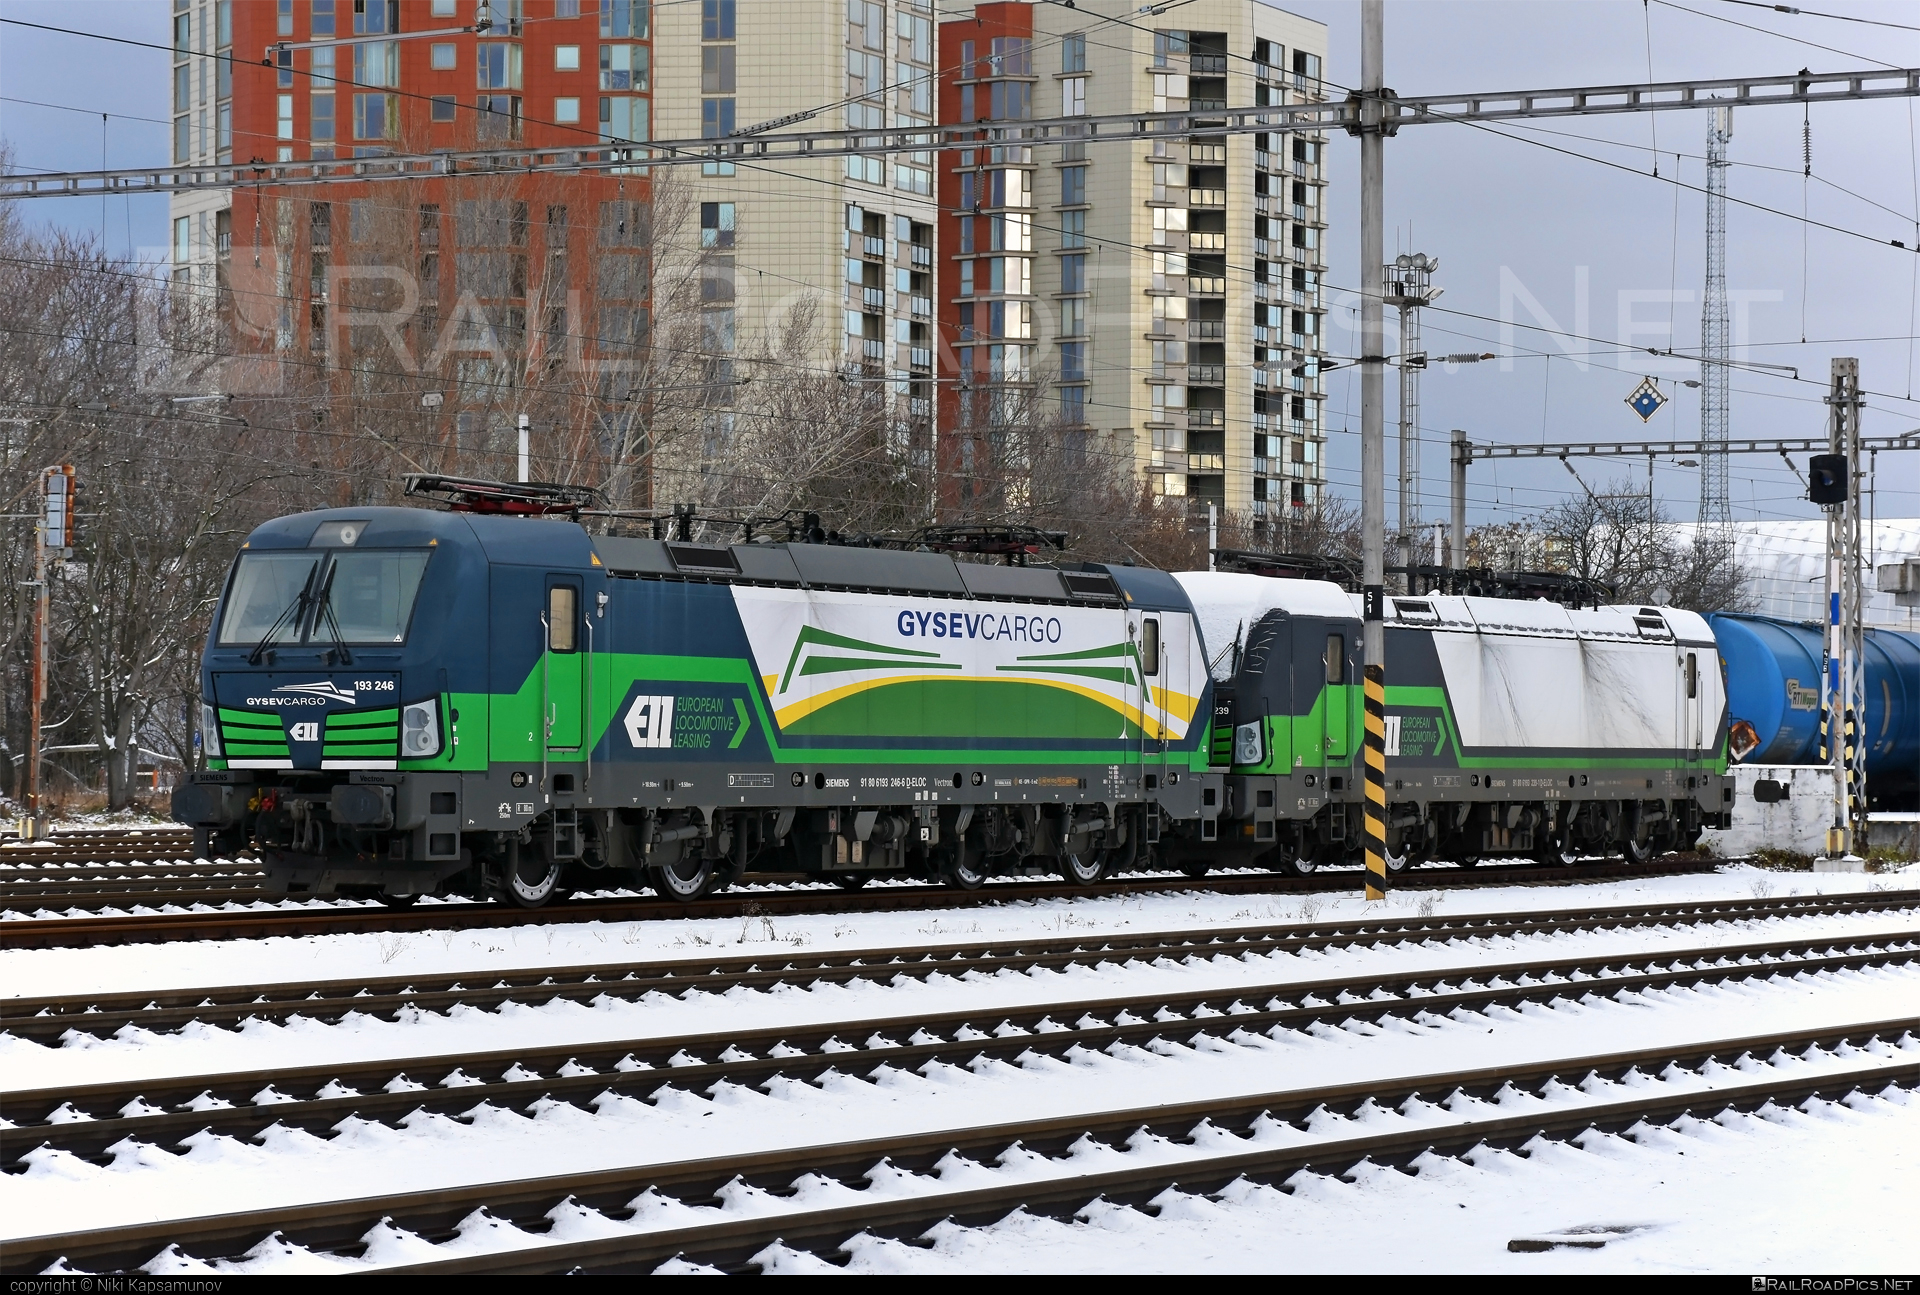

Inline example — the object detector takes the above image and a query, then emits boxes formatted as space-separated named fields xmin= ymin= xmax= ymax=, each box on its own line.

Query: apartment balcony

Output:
xmin=1188 ymin=142 xmax=1225 ymax=164
xmin=1191 ymin=54 xmax=1227 ymax=74
xmin=1188 ymin=188 xmax=1226 ymax=208
xmin=910 ymin=346 xmax=933 ymax=370
xmin=910 ymin=244 xmax=932 ymax=268
xmin=1189 ymin=275 xmax=1225 ymax=297
xmin=1254 ymin=281 xmax=1271 ymax=302
xmin=862 ymin=234 xmax=887 ymax=259
xmin=1189 ymin=320 xmax=1225 ymax=340
xmin=911 ymin=294 xmax=932 ymax=318
xmin=849 ymin=284 xmax=886 ymax=311
xmin=1186 ymin=408 xmax=1224 ymax=429
xmin=1187 ymin=364 xmax=1225 ymax=386
xmin=1187 ymin=453 xmax=1225 ymax=472
xmin=1188 ymin=232 xmax=1226 ymax=251
xmin=1189 ymin=98 xmax=1227 ymax=113
xmin=860 ymin=338 xmax=886 ymax=362
xmin=1254 ymin=455 xmax=1273 ymax=475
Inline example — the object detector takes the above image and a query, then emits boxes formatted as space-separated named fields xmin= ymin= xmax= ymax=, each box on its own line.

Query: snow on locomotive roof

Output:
xmin=1172 ymin=572 xmax=1359 ymax=677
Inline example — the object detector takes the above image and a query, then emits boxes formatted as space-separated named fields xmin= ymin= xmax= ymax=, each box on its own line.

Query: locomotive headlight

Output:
xmin=1233 ymin=721 xmax=1264 ymax=766
xmin=401 ymin=698 xmax=441 ymax=758
xmin=201 ymin=702 xmax=222 ymax=759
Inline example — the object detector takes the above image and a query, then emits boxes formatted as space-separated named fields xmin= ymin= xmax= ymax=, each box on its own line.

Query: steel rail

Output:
xmin=8 ymin=1017 xmax=1913 ymax=1275
xmin=9 ymin=926 xmax=1917 ymax=1165
xmin=8 ymin=887 xmax=1907 ymax=1044
xmin=0 ymin=857 xmax=1723 ymax=950
xmin=4 ymin=66 xmax=1916 ymax=198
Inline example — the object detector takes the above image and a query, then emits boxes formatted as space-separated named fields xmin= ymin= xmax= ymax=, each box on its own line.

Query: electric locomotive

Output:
xmin=1182 ymin=572 xmax=1736 ymax=871
xmin=172 ymin=493 xmax=1221 ymax=905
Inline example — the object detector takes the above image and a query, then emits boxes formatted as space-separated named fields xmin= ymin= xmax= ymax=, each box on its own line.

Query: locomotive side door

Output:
xmin=1322 ymin=627 xmax=1352 ymax=760
xmin=543 ymin=576 xmax=585 ymax=752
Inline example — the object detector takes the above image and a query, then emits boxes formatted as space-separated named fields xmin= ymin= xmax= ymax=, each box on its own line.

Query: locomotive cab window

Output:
xmin=1140 ymin=617 xmax=1160 ymax=676
xmin=216 ymin=548 xmax=429 ymax=647
xmin=1325 ymin=634 xmax=1344 ymax=684
xmin=1686 ymin=651 xmax=1698 ymax=698
xmin=547 ymin=585 xmax=578 ymax=652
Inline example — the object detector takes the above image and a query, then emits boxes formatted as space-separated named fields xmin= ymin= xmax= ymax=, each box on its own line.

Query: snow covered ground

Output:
xmin=5 ymin=863 xmax=1917 ymax=1274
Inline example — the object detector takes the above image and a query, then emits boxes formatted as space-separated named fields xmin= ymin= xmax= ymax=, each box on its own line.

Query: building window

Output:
xmin=701 ymin=202 xmax=735 ymax=248
xmin=311 ymin=93 xmax=335 ymax=141
xmin=173 ymin=215 xmax=190 ymax=264
xmin=601 ymin=95 xmax=647 ymax=142
xmin=1061 ymin=387 xmax=1086 ymax=425
xmin=276 ymin=94 xmax=294 ymax=139
xmin=431 ymin=0 xmax=454 ymax=13
xmin=353 ymin=92 xmax=395 ymax=139
xmin=701 ymin=0 xmax=732 ymax=41
xmin=603 ymin=0 xmax=649 ymax=38
xmin=1062 ymin=33 xmax=1086 ymax=73
xmin=958 ymin=215 xmax=974 ymax=253
xmin=1061 ymin=297 xmax=1086 ymax=337
xmin=430 ymin=95 xmax=456 ymax=122
xmin=702 ymin=97 xmax=734 ymax=137
xmin=431 ymin=43 xmax=457 ymax=70
xmin=175 ymin=64 xmax=191 ymax=112
xmin=277 ymin=48 xmax=294 ymax=86
xmin=988 ymin=36 xmax=1030 ymax=75
xmin=702 ymin=45 xmax=735 ymax=93
xmin=1060 ymin=341 xmax=1085 ymax=381
xmin=1060 ymin=166 xmax=1086 ymax=206
xmin=217 ymin=53 xmax=233 ymax=99
xmin=311 ymin=0 xmax=334 ymax=38
xmin=1062 ymin=77 xmax=1086 ymax=117
xmin=601 ymin=44 xmax=647 ymax=90
xmin=175 ymin=10 xmax=191 ymax=52
xmin=555 ymin=0 xmax=579 ymax=16
xmin=354 ymin=40 xmax=398 ymax=86
xmin=477 ymin=43 xmax=522 ymax=89
xmin=278 ymin=0 xmax=294 ymax=37
xmin=1060 ymin=253 xmax=1086 ymax=294
xmin=217 ymin=103 xmax=232 ymax=151
xmin=555 ymin=44 xmax=580 ymax=71
xmin=988 ymin=81 xmax=1032 ymax=120
xmin=477 ymin=94 xmax=522 ymax=139
xmin=312 ymin=44 xmax=335 ymax=88
xmin=353 ymin=0 xmax=397 ymax=34
xmin=1060 ymin=210 xmax=1085 ymax=249
xmin=547 ymin=96 xmax=577 ymax=123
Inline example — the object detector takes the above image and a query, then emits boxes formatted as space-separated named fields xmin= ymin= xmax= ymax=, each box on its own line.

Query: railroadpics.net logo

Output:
xmin=1752 ymin=1281 xmax=1914 ymax=1291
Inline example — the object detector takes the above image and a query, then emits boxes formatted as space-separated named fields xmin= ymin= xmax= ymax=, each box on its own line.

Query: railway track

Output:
xmin=9 ymin=1013 xmax=1914 ymax=1275
xmin=8 ymin=888 xmax=1910 ymax=1044
xmin=8 ymin=921 xmax=1917 ymax=1166
xmin=0 ymin=855 xmax=1726 ymax=949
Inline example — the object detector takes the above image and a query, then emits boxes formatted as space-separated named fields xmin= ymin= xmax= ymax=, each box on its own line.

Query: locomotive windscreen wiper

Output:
xmin=245 ymin=562 xmax=319 ymax=665
xmin=311 ymin=560 xmax=354 ymax=666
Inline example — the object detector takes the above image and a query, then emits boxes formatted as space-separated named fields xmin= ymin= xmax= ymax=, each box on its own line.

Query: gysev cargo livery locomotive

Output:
xmin=172 ymin=499 xmax=1732 ymax=905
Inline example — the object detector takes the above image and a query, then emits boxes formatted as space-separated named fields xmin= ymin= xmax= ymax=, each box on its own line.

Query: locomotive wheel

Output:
xmin=648 ymin=857 xmax=716 ymax=901
xmin=942 ymin=842 xmax=989 ymax=890
xmin=378 ymin=893 xmax=421 ymax=909
xmin=1622 ymin=833 xmax=1656 ymax=865
xmin=832 ymin=873 xmax=871 ymax=890
xmin=1059 ymin=847 xmax=1105 ymax=886
xmin=1273 ymin=843 xmax=1316 ymax=877
xmin=1382 ymin=841 xmax=1415 ymax=874
xmin=506 ymin=856 xmax=566 ymax=908
xmin=1178 ymin=860 xmax=1211 ymax=878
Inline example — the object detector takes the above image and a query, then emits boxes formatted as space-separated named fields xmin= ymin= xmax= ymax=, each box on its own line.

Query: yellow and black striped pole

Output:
xmin=1363 ymin=658 xmax=1388 ymax=900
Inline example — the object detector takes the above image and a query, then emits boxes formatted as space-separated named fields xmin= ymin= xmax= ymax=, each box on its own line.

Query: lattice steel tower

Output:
xmin=1700 ymin=105 xmax=1733 ymax=526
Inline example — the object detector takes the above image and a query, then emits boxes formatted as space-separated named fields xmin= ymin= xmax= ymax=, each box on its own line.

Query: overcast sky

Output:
xmin=3 ymin=0 xmax=1917 ymax=529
